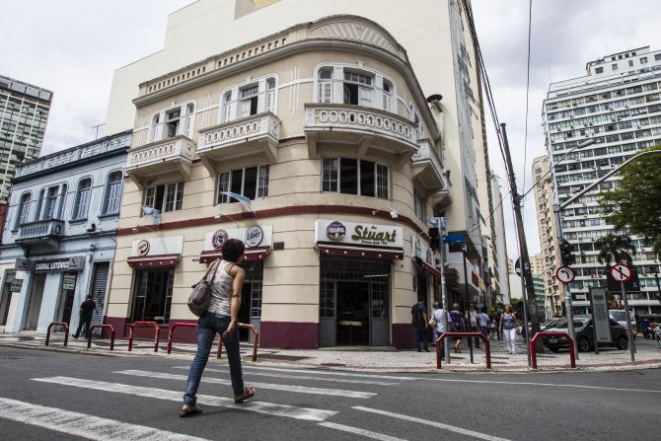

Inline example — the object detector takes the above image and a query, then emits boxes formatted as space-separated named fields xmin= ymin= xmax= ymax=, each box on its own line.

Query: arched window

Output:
xmin=73 ymin=178 xmax=92 ymax=220
xmin=222 ymin=91 xmax=233 ymax=122
xmin=149 ymin=113 xmax=161 ymax=142
xmin=266 ymin=77 xmax=277 ymax=113
xmin=103 ymin=171 xmax=123 ymax=214
xmin=317 ymin=69 xmax=333 ymax=103
xmin=184 ymin=103 xmax=195 ymax=138
xmin=382 ymin=79 xmax=393 ymax=111
xmin=57 ymin=184 xmax=67 ymax=219
xmin=15 ymin=192 xmax=31 ymax=228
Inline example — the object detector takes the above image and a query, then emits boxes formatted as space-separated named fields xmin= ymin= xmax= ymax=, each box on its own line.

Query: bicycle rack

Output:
xmin=530 ymin=332 xmax=576 ymax=369
xmin=87 ymin=324 xmax=115 ymax=351
xmin=127 ymin=321 xmax=160 ymax=352
xmin=166 ymin=322 xmax=197 ymax=354
xmin=436 ymin=332 xmax=491 ymax=369
xmin=217 ymin=323 xmax=260 ymax=362
xmin=45 ymin=322 xmax=69 ymax=347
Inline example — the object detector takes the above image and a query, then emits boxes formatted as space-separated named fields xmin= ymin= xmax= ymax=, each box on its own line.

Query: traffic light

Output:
xmin=428 ymin=227 xmax=440 ymax=251
xmin=560 ymin=239 xmax=576 ymax=266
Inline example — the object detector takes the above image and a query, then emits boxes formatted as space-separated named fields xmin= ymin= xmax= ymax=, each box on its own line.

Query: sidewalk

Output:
xmin=1 ymin=331 xmax=660 ymax=373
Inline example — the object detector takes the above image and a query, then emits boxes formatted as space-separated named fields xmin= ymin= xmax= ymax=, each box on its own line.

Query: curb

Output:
xmin=2 ymin=342 xmax=660 ymax=374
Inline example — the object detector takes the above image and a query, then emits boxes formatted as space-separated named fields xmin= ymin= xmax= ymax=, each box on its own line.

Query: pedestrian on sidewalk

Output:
xmin=489 ymin=315 xmax=497 ymax=339
xmin=449 ymin=303 xmax=466 ymax=353
xmin=499 ymin=305 xmax=518 ymax=355
xmin=495 ymin=311 xmax=503 ymax=340
xmin=467 ymin=303 xmax=481 ymax=348
xmin=72 ymin=295 xmax=97 ymax=340
xmin=430 ymin=302 xmax=450 ymax=358
xmin=411 ymin=297 xmax=429 ymax=352
xmin=478 ymin=308 xmax=490 ymax=340
xmin=181 ymin=239 xmax=255 ymax=417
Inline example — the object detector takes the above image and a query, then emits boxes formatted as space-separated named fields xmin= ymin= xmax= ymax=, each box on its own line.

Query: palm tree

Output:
xmin=595 ymin=233 xmax=636 ymax=268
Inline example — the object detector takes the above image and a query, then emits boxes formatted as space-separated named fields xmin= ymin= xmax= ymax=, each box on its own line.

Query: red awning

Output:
xmin=318 ymin=244 xmax=404 ymax=260
xmin=416 ymin=257 xmax=442 ymax=278
xmin=127 ymin=254 xmax=181 ymax=268
xmin=199 ymin=246 xmax=271 ymax=264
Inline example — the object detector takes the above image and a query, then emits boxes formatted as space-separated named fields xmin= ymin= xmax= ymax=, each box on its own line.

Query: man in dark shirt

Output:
xmin=73 ymin=295 xmax=97 ymax=339
xmin=411 ymin=298 xmax=429 ymax=352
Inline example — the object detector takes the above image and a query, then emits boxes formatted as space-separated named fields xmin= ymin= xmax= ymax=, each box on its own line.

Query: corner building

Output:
xmin=106 ymin=16 xmax=448 ymax=349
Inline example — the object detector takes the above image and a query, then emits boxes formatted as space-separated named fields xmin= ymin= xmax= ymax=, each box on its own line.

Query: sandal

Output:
xmin=179 ymin=406 xmax=203 ymax=418
xmin=234 ymin=386 xmax=256 ymax=404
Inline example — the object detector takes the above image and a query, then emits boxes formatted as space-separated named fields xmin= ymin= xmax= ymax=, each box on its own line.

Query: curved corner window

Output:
xmin=322 ymin=157 xmax=389 ymax=199
xmin=103 ymin=171 xmax=123 ymax=214
xmin=15 ymin=193 xmax=31 ymax=228
xmin=73 ymin=178 xmax=92 ymax=220
xmin=221 ymin=76 xmax=278 ymax=123
xmin=149 ymin=103 xmax=195 ymax=142
xmin=315 ymin=65 xmax=396 ymax=113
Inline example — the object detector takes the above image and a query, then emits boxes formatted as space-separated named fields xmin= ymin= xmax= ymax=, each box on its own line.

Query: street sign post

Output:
xmin=609 ymin=264 xmax=635 ymax=361
xmin=556 ymin=266 xmax=575 ymax=284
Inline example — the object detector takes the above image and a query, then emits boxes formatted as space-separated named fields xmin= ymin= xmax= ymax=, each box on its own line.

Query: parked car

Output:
xmin=609 ymin=310 xmax=637 ymax=339
xmin=541 ymin=316 xmax=629 ymax=353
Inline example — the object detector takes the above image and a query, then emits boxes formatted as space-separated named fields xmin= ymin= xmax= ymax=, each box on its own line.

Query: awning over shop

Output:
xmin=416 ymin=257 xmax=442 ymax=278
xmin=127 ymin=254 xmax=181 ymax=268
xmin=199 ymin=246 xmax=271 ymax=264
xmin=318 ymin=244 xmax=404 ymax=260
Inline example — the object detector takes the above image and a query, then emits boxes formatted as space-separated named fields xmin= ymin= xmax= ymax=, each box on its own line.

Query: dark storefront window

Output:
xmin=131 ymin=269 xmax=174 ymax=324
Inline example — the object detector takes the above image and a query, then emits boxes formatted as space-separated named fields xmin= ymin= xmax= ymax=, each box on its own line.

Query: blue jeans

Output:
xmin=470 ymin=325 xmax=481 ymax=348
xmin=184 ymin=312 xmax=244 ymax=406
xmin=432 ymin=329 xmax=445 ymax=358
xmin=414 ymin=326 xmax=428 ymax=350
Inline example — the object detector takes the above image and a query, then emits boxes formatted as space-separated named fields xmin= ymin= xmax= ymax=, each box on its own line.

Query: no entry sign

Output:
xmin=610 ymin=263 xmax=633 ymax=283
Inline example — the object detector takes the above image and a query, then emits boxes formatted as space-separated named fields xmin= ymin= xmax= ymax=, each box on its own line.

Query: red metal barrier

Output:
xmin=217 ymin=323 xmax=260 ymax=362
xmin=45 ymin=322 xmax=69 ymax=347
xmin=167 ymin=322 xmax=197 ymax=354
xmin=87 ymin=324 xmax=115 ymax=351
xmin=127 ymin=321 xmax=160 ymax=352
xmin=436 ymin=332 xmax=491 ymax=369
xmin=531 ymin=332 xmax=575 ymax=369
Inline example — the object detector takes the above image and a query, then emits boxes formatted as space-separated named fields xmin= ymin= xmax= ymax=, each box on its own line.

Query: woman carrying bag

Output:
xmin=499 ymin=305 xmax=518 ymax=355
xmin=181 ymin=239 xmax=255 ymax=417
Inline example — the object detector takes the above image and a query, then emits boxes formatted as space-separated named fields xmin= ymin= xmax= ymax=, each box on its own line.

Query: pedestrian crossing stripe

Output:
xmin=116 ymin=369 xmax=377 ymax=399
xmin=0 ymin=397 xmax=210 ymax=441
xmin=32 ymin=376 xmax=336 ymax=422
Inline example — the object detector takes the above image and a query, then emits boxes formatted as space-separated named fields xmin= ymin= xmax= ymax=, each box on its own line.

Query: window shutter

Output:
xmin=267 ymin=91 xmax=276 ymax=113
xmin=359 ymin=87 xmax=372 ymax=107
xmin=90 ymin=263 xmax=110 ymax=326
xmin=318 ymin=81 xmax=332 ymax=103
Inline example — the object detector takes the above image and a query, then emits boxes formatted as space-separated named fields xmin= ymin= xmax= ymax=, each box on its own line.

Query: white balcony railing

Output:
xmin=126 ymin=136 xmax=196 ymax=173
xmin=198 ymin=112 xmax=280 ymax=153
xmin=304 ymin=104 xmax=418 ymax=154
xmin=17 ymin=219 xmax=64 ymax=242
xmin=412 ymin=140 xmax=443 ymax=180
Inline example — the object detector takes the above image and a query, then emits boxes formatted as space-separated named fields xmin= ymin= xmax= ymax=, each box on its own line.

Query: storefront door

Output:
xmin=0 ymin=275 xmax=14 ymax=326
xmin=131 ymin=269 xmax=174 ymax=324
xmin=57 ymin=272 xmax=77 ymax=325
xmin=320 ymin=258 xmax=390 ymax=347
xmin=238 ymin=261 xmax=263 ymax=343
xmin=25 ymin=274 xmax=46 ymax=331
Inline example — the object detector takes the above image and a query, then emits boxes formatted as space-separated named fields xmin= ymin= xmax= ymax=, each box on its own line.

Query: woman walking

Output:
xmin=449 ymin=303 xmax=466 ymax=353
xmin=499 ymin=305 xmax=518 ymax=355
xmin=181 ymin=239 xmax=255 ymax=417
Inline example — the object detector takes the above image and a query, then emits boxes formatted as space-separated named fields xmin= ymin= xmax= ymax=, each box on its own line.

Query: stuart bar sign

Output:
xmin=315 ymin=220 xmax=403 ymax=248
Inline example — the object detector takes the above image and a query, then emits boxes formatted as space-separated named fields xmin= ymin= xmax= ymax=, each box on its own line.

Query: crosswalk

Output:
xmin=0 ymin=363 xmax=514 ymax=441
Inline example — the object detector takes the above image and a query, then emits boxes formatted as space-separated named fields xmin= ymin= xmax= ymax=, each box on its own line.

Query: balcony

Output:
xmin=411 ymin=139 xmax=446 ymax=192
xmin=16 ymin=219 xmax=65 ymax=249
xmin=304 ymin=104 xmax=418 ymax=159
xmin=197 ymin=112 xmax=280 ymax=171
xmin=126 ymin=136 xmax=195 ymax=186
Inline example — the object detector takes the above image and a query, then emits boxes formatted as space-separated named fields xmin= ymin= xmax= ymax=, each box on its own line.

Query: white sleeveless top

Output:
xmin=207 ymin=260 xmax=234 ymax=317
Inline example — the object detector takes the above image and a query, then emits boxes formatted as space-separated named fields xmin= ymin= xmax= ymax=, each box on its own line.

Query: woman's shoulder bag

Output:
xmin=187 ymin=259 xmax=221 ymax=317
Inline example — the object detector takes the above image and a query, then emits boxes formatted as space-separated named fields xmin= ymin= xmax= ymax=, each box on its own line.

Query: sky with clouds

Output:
xmin=1 ymin=0 xmax=658 ymax=260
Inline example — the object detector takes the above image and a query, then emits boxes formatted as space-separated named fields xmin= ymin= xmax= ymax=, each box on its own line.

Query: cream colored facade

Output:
xmin=106 ymin=16 xmax=448 ymax=348
xmin=532 ymin=155 xmax=562 ymax=317
xmin=529 ymin=253 xmax=544 ymax=276
xmin=104 ymin=0 xmax=502 ymax=307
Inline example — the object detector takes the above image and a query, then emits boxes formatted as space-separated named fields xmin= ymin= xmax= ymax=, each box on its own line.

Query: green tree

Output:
xmin=595 ymin=233 xmax=636 ymax=268
xmin=600 ymin=146 xmax=661 ymax=245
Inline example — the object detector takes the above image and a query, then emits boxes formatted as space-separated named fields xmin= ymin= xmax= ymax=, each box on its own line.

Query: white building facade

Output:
xmin=542 ymin=46 xmax=661 ymax=315
xmin=0 ymin=132 xmax=130 ymax=334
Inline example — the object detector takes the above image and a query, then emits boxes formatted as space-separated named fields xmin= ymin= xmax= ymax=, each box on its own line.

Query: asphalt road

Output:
xmin=0 ymin=346 xmax=659 ymax=441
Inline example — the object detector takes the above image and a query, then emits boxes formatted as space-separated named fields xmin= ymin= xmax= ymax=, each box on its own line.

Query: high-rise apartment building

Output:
xmin=529 ymin=253 xmax=544 ymax=276
xmin=104 ymin=0 xmax=504 ymax=312
xmin=491 ymin=174 xmax=510 ymax=304
xmin=0 ymin=76 xmax=52 ymax=204
xmin=542 ymin=46 xmax=661 ymax=315
xmin=532 ymin=155 xmax=563 ymax=316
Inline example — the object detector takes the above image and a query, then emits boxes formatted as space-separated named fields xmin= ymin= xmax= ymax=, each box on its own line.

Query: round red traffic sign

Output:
xmin=555 ymin=266 xmax=575 ymax=284
xmin=609 ymin=263 xmax=632 ymax=282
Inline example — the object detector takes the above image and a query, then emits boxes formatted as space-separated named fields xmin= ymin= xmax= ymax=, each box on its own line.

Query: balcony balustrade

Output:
xmin=126 ymin=136 xmax=195 ymax=185
xmin=197 ymin=112 xmax=280 ymax=171
xmin=304 ymin=104 xmax=418 ymax=159
xmin=16 ymin=219 xmax=65 ymax=249
xmin=412 ymin=139 xmax=446 ymax=192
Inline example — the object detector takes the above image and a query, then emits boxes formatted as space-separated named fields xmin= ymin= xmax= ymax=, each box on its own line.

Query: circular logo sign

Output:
xmin=326 ymin=221 xmax=346 ymax=241
xmin=245 ymin=225 xmax=264 ymax=248
xmin=212 ymin=230 xmax=229 ymax=250
xmin=137 ymin=240 xmax=150 ymax=257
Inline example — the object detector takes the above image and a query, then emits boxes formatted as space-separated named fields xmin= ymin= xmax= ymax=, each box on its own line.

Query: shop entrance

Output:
xmin=0 ymin=274 xmax=15 ymax=326
xmin=238 ymin=261 xmax=263 ymax=343
xmin=320 ymin=258 xmax=390 ymax=347
xmin=56 ymin=272 xmax=78 ymax=325
xmin=131 ymin=269 xmax=174 ymax=324
xmin=25 ymin=274 xmax=46 ymax=330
